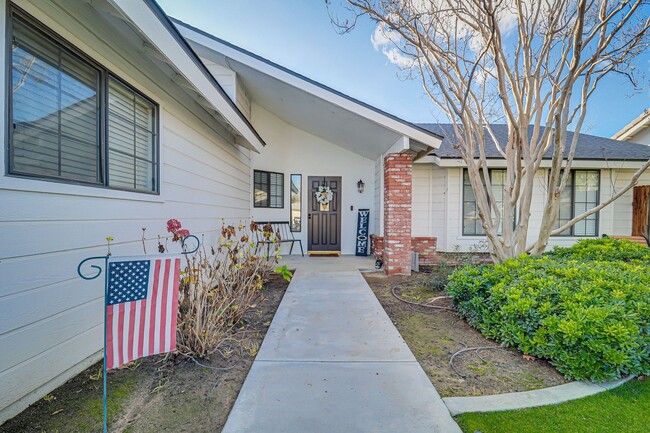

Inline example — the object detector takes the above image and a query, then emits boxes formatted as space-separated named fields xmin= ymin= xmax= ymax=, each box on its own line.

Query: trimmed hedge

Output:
xmin=545 ymin=237 xmax=650 ymax=263
xmin=447 ymin=239 xmax=650 ymax=382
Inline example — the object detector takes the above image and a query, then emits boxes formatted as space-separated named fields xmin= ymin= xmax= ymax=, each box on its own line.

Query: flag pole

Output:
xmin=102 ymin=256 xmax=108 ymax=433
xmin=76 ymin=256 xmax=110 ymax=433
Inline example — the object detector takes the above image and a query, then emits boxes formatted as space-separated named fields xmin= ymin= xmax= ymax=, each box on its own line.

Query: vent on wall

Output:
xmin=411 ymin=251 xmax=420 ymax=273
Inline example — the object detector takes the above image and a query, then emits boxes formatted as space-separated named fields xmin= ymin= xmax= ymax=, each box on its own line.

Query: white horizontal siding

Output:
xmin=414 ymin=165 xmax=650 ymax=253
xmin=0 ymin=1 xmax=252 ymax=422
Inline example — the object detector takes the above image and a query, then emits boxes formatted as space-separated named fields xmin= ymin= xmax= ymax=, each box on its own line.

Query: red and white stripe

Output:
xmin=106 ymin=256 xmax=181 ymax=370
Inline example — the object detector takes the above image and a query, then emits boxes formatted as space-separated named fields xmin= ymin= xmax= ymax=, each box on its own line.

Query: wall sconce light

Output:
xmin=357 ymin=179 xmax=365 ymax=193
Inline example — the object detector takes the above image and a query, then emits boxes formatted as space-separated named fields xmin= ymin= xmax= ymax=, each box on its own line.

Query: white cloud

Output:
xmin=370 ymin=22 xmax=414 ymax=68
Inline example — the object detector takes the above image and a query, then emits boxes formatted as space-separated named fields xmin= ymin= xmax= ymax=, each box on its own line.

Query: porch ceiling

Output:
xmin=175 ymin=19 xmax=442 ymax=160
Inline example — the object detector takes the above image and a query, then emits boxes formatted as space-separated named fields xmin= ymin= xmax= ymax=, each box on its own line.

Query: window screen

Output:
xmin=108 ymin=77 xmax=157 ymax=192
xmin=10 ymin=15 xmax=101 ymax=184
xmin=254 ymin=170 xmax=283 ymax=208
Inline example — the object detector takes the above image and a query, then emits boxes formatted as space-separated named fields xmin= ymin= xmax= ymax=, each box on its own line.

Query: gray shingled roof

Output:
xmin=418 ymin=123 xmax=650 ymax=161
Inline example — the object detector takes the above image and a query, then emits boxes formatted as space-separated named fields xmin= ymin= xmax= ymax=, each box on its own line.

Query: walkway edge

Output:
xmin=443 ymin=376 xmax=633 ymax=416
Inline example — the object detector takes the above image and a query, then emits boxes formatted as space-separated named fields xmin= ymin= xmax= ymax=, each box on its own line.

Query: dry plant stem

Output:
xmin=175 ymin=222 xmax=281 ymax=358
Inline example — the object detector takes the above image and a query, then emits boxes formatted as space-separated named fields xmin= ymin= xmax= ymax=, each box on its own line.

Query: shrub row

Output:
xmin=447 ymin=239 xmax=650 ymax=382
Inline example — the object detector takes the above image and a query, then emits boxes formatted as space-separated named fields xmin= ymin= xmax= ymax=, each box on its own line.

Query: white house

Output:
xmin=1 ymin=0 xmax=649 ymax=424
xmin=0 ymin=0 xmax=441 ymax=422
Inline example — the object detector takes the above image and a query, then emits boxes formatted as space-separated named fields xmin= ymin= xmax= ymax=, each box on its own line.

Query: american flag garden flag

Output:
xmin=105 ymin=254 xmax=181 ymax=370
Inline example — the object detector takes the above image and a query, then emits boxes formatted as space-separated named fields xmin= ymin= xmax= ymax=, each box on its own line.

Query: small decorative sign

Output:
xmin=356 ymin=209 xmax=370 ymax=256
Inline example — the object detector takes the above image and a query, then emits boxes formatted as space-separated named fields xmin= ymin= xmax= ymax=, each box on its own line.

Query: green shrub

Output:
xmin=546 ymin=237 xmax=650 ymax=263
xmin=447 ymin=240 xmax=650 ymax=382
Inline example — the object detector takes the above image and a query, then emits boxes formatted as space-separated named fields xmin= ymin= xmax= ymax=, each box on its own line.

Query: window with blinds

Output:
xmin=8 ymin=9 xmax=158 ymax=193
xmin=462 ymin=169 xmax=508 ymax=236
xmin=10 ymin=15 xmax=101 ymax=184
xmin=553 ymin=170 xmax=600 ymax=236
xmin=254 ymin=170 xmax=283 ymax=208
xmin=108 ymin=78 xmax=157 ymax=192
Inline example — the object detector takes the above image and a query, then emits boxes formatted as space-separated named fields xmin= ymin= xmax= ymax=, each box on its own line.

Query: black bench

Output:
xmin=254 ymin=221 xmax=304 ymax=257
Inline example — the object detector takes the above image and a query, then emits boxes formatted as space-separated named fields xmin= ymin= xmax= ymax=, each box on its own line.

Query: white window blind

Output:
xmin=107 ymin=78 xmax=157 ymax=192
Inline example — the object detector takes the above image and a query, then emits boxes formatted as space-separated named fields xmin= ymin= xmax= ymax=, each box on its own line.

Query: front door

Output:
xmin=308 ymin=176 xmax=342 ymax=252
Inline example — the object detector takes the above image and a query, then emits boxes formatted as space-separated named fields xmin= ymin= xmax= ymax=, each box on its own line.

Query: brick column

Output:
xmin=383 ymin=153 xmax=412 ymax=275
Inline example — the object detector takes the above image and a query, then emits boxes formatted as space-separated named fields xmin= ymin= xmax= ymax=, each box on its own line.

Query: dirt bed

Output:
xmin=1 ymin=273 xmax=290 ymax=433
xmin=364 ymin=273 xmax=567 ymax=398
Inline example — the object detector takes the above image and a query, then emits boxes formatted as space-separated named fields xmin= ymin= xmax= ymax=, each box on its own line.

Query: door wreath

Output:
xmin=315 ymin=185 xmax=334 ymax=205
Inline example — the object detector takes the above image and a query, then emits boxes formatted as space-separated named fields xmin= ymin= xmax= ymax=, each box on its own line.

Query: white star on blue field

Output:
xmin=107 ymin=261 xmax=150 ymax=305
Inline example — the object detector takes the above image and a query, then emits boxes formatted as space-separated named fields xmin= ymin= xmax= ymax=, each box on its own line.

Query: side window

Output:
xmin=254 ymin=170 xmax=283 ymax=208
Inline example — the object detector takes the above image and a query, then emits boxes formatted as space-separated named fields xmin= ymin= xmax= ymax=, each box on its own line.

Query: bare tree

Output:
xmin=329 ymin=0 xmax=650 ymax=262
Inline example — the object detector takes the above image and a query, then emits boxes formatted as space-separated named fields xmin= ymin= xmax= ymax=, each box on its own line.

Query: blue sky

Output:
xmin=158 ymin=0 xmax=649 ymax=137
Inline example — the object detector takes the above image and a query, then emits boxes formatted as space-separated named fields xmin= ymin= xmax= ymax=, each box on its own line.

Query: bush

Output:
xmin=174 ymin=221 xmax=281 ymax=358
xmin=422 ymin=241 xmax=490 ymax=290
xmin=447 ymin=239 xmax=650 ymax=382
xmin=545 ymin=237 xmax=650 ymax=263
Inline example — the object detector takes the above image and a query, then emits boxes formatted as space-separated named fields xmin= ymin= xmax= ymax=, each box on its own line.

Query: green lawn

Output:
xmin=455 ymin=379 xmax=649 ymax=433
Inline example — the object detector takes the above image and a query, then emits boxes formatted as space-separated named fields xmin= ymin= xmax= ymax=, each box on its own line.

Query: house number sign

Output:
xmin=356 ymin=209 xmax=370 ymax=256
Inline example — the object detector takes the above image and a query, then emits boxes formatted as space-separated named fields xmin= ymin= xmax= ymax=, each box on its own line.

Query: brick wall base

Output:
xmin=370 ymin=235 xmax=439 ymax=267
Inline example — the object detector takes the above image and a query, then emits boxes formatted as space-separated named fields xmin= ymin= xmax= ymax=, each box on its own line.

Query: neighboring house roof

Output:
xmin=106 ymin=0 xmax=265 ymax=151
xmin=612 ymin=109 xmax=650 ymax=142
xmin=419 ymin=123 xmax=650 ymax=161
xmin=173 ymin=18 xmax=443 ymax=160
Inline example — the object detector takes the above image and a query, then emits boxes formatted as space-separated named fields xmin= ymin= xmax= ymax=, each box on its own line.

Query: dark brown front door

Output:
xmin=308 ymin=176 xmax=342 ymax=252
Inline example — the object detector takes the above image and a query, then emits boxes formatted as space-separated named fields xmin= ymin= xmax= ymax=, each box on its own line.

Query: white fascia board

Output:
xmin=433 ymin=158 xmax=647 ymax=169
xmin=387 ymin=136 xmax=409 ymax=154
xmin=612 ymin=110 xmax=650 ymax=141
xmin=109 ymin=0 xmax=264 ymax=152
xmin=177 ymin=24 xmax=442 ymax=149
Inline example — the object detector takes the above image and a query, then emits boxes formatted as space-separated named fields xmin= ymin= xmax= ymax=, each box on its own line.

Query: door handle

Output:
xmin=308 ymin=213 xmax=312 ymax=220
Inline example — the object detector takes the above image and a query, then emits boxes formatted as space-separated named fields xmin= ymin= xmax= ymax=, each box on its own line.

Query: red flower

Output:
xmin=167 ymin=219 xmax=182 ymax=234
xmin=175 ymin=229 xmax=190 ymax=238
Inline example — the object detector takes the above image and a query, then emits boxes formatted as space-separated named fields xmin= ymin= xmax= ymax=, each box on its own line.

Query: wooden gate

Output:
xmin=632 ymin=185 xmax=650 ymax=238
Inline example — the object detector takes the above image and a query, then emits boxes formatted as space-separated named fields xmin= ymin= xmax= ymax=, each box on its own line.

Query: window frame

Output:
xmin=289 ymin=173 xmax=302 ymax=232
xmin=552 ymin=169 xmax=601 ymax=237
xmin=5 ymin=6 xmax=160 ymax=194
xmin=462 ymin=168 xmax=508 ymax=236
xmin=253 ymin=169 xmax=284 ymax=209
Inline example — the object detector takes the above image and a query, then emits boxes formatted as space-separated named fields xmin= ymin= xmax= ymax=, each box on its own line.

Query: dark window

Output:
xmin=553 ymin=170 xmax=600 ymax=236
xmin=254 ymin=170 xmax=283 ymax=208
xmin=7 ymin=9 xmax=158 ymax=193
xmin=462 ymin=169 xmax=507 ymax=236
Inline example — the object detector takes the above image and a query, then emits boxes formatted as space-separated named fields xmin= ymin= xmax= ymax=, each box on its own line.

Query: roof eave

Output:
xmin=173 ymin=18 xmax=443 ymax=150
xmin=110 ymin=0 xmax=266 ymax=152
xmin=612 ymin=109 xmax=650 ymax=141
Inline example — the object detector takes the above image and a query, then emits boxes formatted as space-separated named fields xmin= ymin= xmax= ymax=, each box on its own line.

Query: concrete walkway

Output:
xmin=222 ymin=256 xmax=462 ymax=433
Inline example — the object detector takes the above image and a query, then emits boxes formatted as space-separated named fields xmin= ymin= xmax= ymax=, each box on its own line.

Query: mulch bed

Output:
xmin=364 ymin=272 xmax=567 ymax=398
xmin=0 ymin=273 xmax=290 ymax=433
